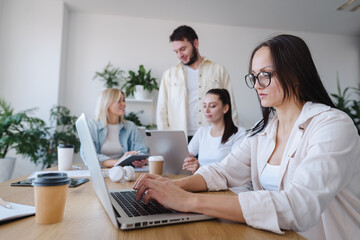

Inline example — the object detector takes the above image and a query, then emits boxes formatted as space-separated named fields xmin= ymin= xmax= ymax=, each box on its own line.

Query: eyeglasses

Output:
xmin=245 ymin=72 xmax=272 ymax=89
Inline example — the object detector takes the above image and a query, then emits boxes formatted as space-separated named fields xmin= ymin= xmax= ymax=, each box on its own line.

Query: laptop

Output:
xmin=75 ymin=113 xmax=214 ymax=230
xmin=145 ymin=130 xmax=190 ymax=175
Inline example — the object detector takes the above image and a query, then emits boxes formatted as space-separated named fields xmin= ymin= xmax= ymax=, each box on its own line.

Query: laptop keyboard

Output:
xmin=110 ymin=191 xmax=172 ymax=217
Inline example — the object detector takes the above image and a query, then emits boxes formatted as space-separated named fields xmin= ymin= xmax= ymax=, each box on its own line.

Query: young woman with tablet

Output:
xmin=80 ymin=88 xmax=148 ymax=168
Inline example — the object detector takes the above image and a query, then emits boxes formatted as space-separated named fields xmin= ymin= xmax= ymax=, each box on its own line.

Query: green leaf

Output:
xmin=331 ymin=75 xmax=360 ymax=135
xmin=121 ymin=65 xmax=158 ymax=97
xmin=1 ymin=99 xmax=80 ymax=168
xmin=93 ymin=62 xmax=125 ymax=88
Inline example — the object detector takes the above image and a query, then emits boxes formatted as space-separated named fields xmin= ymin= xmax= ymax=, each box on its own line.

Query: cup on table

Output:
xmin=57 ymin=144 xmax=74 ymax=171
xmin=32 ymin=172 xmax=70 ymax=224
xmin=148 ymin=156 xmax=164 ymax=175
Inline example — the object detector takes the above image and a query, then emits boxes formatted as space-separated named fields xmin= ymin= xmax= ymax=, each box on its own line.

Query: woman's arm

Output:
xmin=101 ymin=159 xmax=118 ymax=167
xmin=133 ymin=173 xmax=245 ymax=222
xmin=192 ymin=194 xmax=245 ymax=222
xmin=183 ymin=128 xmax=201 ymax=173
xmin=174 ymin=173 xmax=207 ymax=192
xmin=187 ymin=128 xmax=200 ymax=157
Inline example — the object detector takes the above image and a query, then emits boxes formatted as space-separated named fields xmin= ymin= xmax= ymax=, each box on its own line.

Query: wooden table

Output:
xmin=0 ymin=171 xmax=304 ymax=240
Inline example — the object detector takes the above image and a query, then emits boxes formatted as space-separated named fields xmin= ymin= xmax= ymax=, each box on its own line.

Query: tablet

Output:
xmin=145 ymin=130 xmax=190 ymax=175
xmin=115 ymin=154 xmax=151 ymax=167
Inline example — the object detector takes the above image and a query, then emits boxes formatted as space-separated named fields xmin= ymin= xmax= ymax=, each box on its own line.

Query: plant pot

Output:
xmin=0 ymin=157 xmax=16 ymax=182
xmin=134 ymin=85 xmax=150 ymax=100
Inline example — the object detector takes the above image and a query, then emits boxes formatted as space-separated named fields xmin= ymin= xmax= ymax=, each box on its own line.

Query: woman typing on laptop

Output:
xmin=134 ymin=35 xmax=360 ymax=239
xmin=182 ymin=89 xmax=246 ymax=174
xmin=80 ymin=88 xmax=148 ymax=168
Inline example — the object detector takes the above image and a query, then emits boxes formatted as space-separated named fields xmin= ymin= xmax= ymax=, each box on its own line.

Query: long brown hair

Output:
xmin=206 ymin=89 xmax=238 ymax=144
xmin=247 ymin=34 xmax=335 ymax=136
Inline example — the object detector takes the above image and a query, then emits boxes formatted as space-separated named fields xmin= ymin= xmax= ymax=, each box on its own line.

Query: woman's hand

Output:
xmin=182 ymin=154 xmax=199 ymax=174
xmin=114 ymin=151 xmax=140 ymax=167
xmin=134 ymin=173 xmax=245 ymax=223
xmin=133 ymin=173 xmax=195 ymax=212
xmin=123 ymin=151 xmax=138 ymax=158
xmin=132 ymin=158 xmax=148 ymax=168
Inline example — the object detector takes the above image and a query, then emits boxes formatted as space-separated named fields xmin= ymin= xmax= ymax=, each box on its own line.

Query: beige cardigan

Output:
xmin=156 ymin=58 xmax=239 ymax=137
xmin=197 ymin=102 xmax=360 ymax=240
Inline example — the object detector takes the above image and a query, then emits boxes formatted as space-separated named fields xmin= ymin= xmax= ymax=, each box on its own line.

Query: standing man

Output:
xmin=156 ymin=25 xmax=239 ymax=141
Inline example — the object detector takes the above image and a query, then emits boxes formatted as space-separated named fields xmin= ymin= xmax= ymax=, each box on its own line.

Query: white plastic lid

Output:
xmin=148 ymin=156 xmax=164 ymax=161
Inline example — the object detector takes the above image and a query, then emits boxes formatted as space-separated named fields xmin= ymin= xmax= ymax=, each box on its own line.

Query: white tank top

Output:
xmin=260 ymin=163 xmax=280 ymax=191
xmin=100 ymin=124 xmax=123 ymax=159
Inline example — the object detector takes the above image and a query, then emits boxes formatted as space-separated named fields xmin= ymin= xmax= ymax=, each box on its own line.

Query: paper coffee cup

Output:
xmin=33 ymin=173 xmax=70 ymax=224
xmin=148 ymin=156 xmax=164 ymax=175
xmin=58 ymin=144 xmax=74 ymax=171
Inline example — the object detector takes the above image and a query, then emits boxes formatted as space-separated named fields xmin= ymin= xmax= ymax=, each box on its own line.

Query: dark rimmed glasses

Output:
xmin=245 ymin=72 xmax=272 ymax=89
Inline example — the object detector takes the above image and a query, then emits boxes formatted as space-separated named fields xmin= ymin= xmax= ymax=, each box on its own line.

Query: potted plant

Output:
xmin=0 ymin=99 xmax=48 ymax=182
xmin=37 ymin=105 xmax=81 ymax=169
xmin=124 ymin=111 xmax=144 ymax=126
xmin=331 ymin=78 xmax=360 ymax=135
xmin=93 ymin=62 xmax=125 ymax=88
xmin=124 ymin=110 xmax=157 ymax=130
xmin=121 ymin=65 xmax=159 ymax=99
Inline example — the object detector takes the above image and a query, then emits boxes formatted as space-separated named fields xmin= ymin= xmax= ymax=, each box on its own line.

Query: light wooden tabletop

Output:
xmin=0 ymin=170 xmax=304 ymax=240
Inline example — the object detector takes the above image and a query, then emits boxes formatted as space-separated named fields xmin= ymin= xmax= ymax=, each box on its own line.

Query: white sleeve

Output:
xmin=195 ymin=135 xmax=252 ymax=190
xmin=156 ymin=72 xmax=169 ymax=130
xmin=188 ymin=127 xmax=201 ymax=156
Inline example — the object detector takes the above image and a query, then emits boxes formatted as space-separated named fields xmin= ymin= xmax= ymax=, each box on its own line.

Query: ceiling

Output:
xmin=62 ymin=0 xmax=360 ymax=36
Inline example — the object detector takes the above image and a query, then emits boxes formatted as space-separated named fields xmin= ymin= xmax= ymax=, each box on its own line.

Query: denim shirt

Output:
xmin=80 ymin=119 xmax=148 ymax=165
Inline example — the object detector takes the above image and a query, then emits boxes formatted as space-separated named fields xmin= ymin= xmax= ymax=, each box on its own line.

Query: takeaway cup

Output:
xmin=33 ymin=172 xmax=70 ymax=224
xmin=148 ymin=156 xmax=164 ymax=175
xmin=57 ymin=144 xmax=74 ymax=171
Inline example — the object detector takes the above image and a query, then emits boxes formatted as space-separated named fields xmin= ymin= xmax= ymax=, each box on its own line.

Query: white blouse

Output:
xmin=196 ymin=102 xmax=360 ymax=239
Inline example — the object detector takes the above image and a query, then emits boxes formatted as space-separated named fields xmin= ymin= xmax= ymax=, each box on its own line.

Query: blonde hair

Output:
xmin=95 ymin=88 xmax=125 ymax=127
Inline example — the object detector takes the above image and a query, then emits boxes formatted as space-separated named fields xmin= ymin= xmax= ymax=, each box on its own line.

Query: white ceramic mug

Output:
xmin=57 ymin=144 xmax=74 ymax=171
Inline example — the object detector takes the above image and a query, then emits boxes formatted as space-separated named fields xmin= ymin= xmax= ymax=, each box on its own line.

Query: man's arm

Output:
xmin=156 ymin=73 xmax=169 ymax=130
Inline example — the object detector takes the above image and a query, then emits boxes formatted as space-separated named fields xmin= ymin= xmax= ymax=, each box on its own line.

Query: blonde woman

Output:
xmin=80 ymin=88 xmax=148 ymax=168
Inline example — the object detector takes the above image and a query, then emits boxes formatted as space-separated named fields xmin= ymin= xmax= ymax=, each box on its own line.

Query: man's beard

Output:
xmin=184 ymin=43 xmax=198 ymax=66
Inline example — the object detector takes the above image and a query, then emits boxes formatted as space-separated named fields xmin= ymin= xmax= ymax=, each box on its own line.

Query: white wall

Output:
xmin=64 ymin=13 xmax=360 ymax=129
xmin=0 ymin=0 xmax=4 ymax=87
xmin=0 ymin=0 xmax=65 ymax=178
xmin=0 ymin=0 xmax=64 ymax=120
xmin=1 ymin=1 xmax=359 ymax=179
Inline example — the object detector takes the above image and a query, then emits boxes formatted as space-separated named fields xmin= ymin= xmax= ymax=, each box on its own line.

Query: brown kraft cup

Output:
xmin=32 ymin=172 xmax=70 ymax=224
xmin=148 ymin=156 xmax=164 ymax=175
